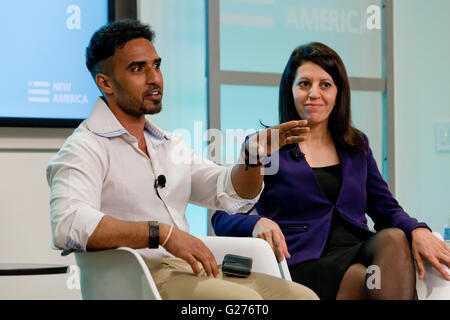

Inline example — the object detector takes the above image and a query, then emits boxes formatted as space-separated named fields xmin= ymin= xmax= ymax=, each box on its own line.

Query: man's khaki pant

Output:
xmin=145 ymin=258 xmax=319 ymax=300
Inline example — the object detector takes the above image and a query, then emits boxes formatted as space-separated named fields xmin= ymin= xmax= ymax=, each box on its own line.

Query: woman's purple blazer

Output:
xmin=212 ymin=138 xmax=429 ymax=267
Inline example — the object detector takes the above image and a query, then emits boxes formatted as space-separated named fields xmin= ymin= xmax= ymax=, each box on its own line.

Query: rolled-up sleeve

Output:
xmin=46 ymin=133 xmax=106 ymax=251
xmin=216 ymin=165 xmax=263 ymax=214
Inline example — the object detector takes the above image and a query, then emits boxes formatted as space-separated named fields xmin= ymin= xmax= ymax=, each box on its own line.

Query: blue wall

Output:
xmin=140 ymin=0 xmax=450 ymax=236
xmin=394 ymin=0 xmax=450 ymax=233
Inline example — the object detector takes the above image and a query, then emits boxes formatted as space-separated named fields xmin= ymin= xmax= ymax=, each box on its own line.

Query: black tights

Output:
xmin=336 ymin=228 xmax=417 ymax=300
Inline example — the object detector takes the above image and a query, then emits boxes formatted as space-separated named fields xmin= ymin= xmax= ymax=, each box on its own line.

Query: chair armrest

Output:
xmin=198 ymin=236 xmax=286 ymax=279
xmin=415 ymin=232 xmax=450 ymax=300
xmin=279 ymin=258 xmax=292 ymax=281
xmin=416 ymin=260 xmax=450 ymax=300
xmin=74 ymin=247 xmax=161 ymax=300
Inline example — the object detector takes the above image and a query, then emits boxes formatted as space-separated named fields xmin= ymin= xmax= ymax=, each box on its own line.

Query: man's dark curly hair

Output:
xmin=85 ymin=19 xmax=155 ymax=78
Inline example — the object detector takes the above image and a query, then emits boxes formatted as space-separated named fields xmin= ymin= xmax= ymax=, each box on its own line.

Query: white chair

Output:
xmin=74 ymin=236 xmax=288 ymax=300
xmin=74 ymin=233 xmax=448 ymax=300
xmin=415 ymin=232 xmax=450 ymax=300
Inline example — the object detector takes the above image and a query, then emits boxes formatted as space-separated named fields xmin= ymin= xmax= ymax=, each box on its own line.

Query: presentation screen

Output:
xmin=0 ymin=0 xmax=109 ymax=127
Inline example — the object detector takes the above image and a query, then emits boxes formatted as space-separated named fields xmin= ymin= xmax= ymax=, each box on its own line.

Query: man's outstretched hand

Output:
xmin=249 ymin=120 xmax=310 ymax=157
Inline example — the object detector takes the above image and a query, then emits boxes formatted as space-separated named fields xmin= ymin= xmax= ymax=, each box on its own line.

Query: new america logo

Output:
xmin=26 ymin=4 xmax=90 ymax=106
xmin=27 ymin=81 xmax=88 ymax=105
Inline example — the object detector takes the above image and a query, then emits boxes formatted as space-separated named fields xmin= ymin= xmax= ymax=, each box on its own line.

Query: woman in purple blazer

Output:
xmin=212 ymin=42 xmax=450 ymax=300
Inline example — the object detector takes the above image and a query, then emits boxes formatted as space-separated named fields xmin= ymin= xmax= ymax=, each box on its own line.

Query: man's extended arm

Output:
xmin=85 ymin=215 xmax=150 ymax=250
xmin=230 ymin=120 xmax=309 ymax=199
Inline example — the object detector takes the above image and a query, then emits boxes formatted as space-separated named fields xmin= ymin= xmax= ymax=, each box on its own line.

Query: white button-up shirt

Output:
xmin=46 ymin=98 xmax=260 ymax=259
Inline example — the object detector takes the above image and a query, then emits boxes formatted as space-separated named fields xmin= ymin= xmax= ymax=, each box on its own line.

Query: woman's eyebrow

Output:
xmin=298 ymin=76 xmax=333 ymax=82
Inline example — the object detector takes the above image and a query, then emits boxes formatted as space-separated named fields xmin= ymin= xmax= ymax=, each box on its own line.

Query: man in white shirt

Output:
xmin=46 ymin=19 xmax=316 ymax=300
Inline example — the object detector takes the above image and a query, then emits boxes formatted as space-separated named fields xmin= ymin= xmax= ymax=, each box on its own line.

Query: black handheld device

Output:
xmin=222 ymin=254 xmax=253 ymax=278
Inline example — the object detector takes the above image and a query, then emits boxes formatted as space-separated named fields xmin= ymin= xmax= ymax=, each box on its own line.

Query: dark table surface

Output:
xmin=0 ymin=263 xmax=69 ymax=276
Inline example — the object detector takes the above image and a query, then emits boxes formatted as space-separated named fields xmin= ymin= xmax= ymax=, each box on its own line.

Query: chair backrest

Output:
xmin=74 ymin=247 xmax=161 ymax=300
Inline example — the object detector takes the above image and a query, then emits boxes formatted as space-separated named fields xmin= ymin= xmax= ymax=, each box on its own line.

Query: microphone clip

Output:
xmin=289 ymin=148 xmax=305 ymax=161
xmin=154 ymin=175 xmax=167 ymax=189
xmin=154 ymin=175 xmax=166 ymax=200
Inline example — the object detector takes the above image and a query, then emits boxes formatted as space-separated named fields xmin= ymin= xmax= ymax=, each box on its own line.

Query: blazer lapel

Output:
xmin=335 ymin=148 xmax=348 ymax=206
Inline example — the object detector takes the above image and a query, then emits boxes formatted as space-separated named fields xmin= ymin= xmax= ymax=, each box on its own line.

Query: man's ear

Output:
xmin=95 ymin=73 xmax=114 ymax=95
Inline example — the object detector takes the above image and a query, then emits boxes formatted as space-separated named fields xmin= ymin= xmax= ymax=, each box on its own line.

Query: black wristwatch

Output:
xmin=148 ymin=221 xmax=160 ymax=248
xmin=244 ymin=134 xmax=267 ymax=170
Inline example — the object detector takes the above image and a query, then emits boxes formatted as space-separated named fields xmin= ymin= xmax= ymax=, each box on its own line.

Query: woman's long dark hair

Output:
xmin=279 ymin=42 xmax=365 ymax=154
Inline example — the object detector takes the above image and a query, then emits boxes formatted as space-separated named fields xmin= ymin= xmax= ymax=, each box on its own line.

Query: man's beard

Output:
xmin=118 ymin=97 xmax=162 ymax=117
xmin=114 ymin=82 xmax=163 ymax=117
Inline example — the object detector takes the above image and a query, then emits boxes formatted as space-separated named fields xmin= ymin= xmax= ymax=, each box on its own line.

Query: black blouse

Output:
xmin=312 ymin=163 xmax=369 ymax=248
xmin=311 ymin=164 xmax=342 ymax=205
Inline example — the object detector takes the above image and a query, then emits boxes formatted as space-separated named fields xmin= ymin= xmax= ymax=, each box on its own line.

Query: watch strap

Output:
xmin=148 ymin=221 xmax=160 ymax=249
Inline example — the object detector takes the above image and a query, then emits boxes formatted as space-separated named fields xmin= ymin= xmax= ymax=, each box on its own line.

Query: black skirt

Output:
xmin=289 ymin=212 xmax=374 ymax=300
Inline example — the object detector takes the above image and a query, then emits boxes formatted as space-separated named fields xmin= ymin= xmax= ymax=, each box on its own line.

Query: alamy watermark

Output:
xmin=366 ymin=5 xmax=382 ymax=30
xmin=366 ymin=265 xmax=381 ymax=290
xmin=170 ymin=121 xmax=280 ymax=175
xmin=66 ymin=265 xmax=80 ymax=290
xmin=285 ymin=4 xmax=382 ymax=32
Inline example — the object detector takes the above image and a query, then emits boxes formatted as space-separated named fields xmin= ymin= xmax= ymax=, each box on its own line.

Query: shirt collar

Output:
xmin=86 ymin=97 xmax=170 ymax=143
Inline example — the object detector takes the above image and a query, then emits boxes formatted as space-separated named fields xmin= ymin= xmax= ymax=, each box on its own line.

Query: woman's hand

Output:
xmin=411 ymin=227 xmax=450 ymax=281
xmin=252 ymin=217 xmax=291 ymax=262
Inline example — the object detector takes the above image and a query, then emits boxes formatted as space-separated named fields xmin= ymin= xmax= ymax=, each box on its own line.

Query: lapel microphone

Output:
xmin=289 ymin=148 xmax=305 ymax=161
xmin=154 ymin=175 xmax=166 ymax=200
xmin=154 ymin=175 xmax=167 ymax=189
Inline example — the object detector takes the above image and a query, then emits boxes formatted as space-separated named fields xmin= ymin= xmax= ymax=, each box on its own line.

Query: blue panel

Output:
xmin=221 ymin=85 xmax=279 ymax=130
xmin=186 ymin=204 xmax=208 ymax=237
xmin=141 ymin=0 xmax=208 ymax=237
xmin=221 ymin=85 xmax=279 ymax=163
xmin=220 ymin=0 xmax=383 ymax=77
xmin=0 ymin=0 xmax=108 ymax=119
xmin=350 ymin=91 xmax=384 ymax=178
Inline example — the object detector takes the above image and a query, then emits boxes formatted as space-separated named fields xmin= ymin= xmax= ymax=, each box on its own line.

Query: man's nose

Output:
xmin=146 ymin=68 xmax=163 ymax=86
